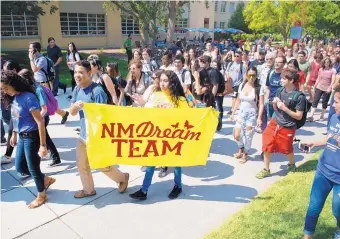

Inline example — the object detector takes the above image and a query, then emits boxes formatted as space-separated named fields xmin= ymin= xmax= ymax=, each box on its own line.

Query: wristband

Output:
xmin=40 ymin=144 xmax=47 ymax=147
xmin=30 ymin=58 xmax=34 ymax=61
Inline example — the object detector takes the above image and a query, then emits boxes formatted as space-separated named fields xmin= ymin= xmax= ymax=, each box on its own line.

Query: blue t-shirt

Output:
xmin=33 ymin=53 xmax=48 ymax=83
xmin=318 ymin=114 xmax=340 ymax=184
xmin=34 ymin=83 xmax=47 ymax=116
xmin=11 ymin=92 xmax=41 ymax=133
xmin=72 ymin=83 xmax=107 ymax=140
xmin=266 ymin=70 xmax=282 ymax=99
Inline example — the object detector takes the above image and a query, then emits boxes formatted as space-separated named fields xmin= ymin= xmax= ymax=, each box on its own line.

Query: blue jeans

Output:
xmin=304 ymin=170 xmax=340 ymax=235
xmin=15 ymin=131 xmax=45 ymax=192
xmin=327 ymin=95 xmax=336 ymax=128
xmin=141 ymin=167 xmax=182 ymax=193
xmin=215 ymin=96 xmax=224 ymax=127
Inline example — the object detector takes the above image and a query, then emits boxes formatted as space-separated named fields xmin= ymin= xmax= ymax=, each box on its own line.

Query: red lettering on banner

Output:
xmin=111 ymin=139 xmax=128 ymax=157
xmin=162 ymin=140 xmax=183 ymax=156
xmin=117 ymin=123 xmax=134 ymax=138
xmin=142 ymin=140 xmax=159 ymax=157
xmin=181 ymin=131 xmax=201 ymax=141
xmin=101 ymin=123 xmax=115 ymax=138
xmin=136 ymin=121 xmax=154 ymax=137
xmin=129 ymin=139 xmax=142 ymax=157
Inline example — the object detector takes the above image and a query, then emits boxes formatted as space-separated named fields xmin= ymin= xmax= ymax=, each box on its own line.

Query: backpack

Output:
xmin=40 ymin=56 xmax=55 ymax=82
xmin=98 ymin=75 xmax=114 ymax=105
xmin=41 ymin=85 xmax=58 ymax=115
xmin=275 ymin=87 xmax=312 ymax=129
xmin=227 ymin=61 xmax=243 ymax=76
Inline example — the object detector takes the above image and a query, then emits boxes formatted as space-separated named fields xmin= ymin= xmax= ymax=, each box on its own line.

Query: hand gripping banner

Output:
xmin=83 ymin=103 xmax=218 ymax=169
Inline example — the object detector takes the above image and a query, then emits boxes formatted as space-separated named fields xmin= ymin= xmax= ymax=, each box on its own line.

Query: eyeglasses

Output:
xmin=266 ymin=58 xmax=274 ymax=61
xmin=199 ymin=60 xmax=206 ymax=63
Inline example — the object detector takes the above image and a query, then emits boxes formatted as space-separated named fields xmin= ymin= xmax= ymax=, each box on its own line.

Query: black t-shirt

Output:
xmin=207 ymin=67 xmax=219 ymax=85
xmin=47 ymin=45 xmax=62 ymax=63
xmin=112 ymin=76 xmax=127 ymax=98
xmin=274 ymin=88 xmax=306 ymax=129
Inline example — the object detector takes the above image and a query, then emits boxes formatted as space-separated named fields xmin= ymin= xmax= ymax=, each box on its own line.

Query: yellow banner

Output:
xmin=83 ymin=103 xmax=218 ymax=169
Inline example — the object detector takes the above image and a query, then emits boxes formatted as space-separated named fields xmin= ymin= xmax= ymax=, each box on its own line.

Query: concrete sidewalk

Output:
xmin=1 ymin=88 xmax=327 ymax=239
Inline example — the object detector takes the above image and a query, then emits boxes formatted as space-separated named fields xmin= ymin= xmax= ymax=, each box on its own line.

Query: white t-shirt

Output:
xmin=175 ymin=68 xmax=192 ymax=89
xmin=238 ymin=84 xmax=257 ymax=111
xmin=67 ymin=52 xmax=80 ymax=70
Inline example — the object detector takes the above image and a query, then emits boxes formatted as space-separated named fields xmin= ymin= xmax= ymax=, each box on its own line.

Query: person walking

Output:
xmin=66 ymin=42 xmax=81 ymax=99
xmin=124 ymin=34 xmax=133 ymax=64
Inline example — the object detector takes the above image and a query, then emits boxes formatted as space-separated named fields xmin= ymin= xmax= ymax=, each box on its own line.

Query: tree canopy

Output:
xmin=228 ymin=2 xmax=249 ymax=33
xmin=1 ymin=1 xmax=58 ymax=17
xmin=244 ymin=0 xmax=340 ymax=42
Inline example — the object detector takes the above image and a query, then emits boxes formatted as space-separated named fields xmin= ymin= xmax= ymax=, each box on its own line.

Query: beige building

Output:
xmin=1 ymin=1 xmax=240 ymax=50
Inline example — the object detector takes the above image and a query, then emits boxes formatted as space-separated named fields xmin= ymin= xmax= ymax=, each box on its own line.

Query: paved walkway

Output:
xmin=1 ymin=89 xmax=327 ymax=239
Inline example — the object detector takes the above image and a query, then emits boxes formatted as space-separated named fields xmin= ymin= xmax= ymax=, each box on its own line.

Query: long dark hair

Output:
xmin=106 ymin=62 xmax=120 ymax=77
xmin=1 ymin=71 xmax=36 ymax=108
xmin=287 ymin=59 xmax=300 ymax=71
xmin=245 ymin=66 xmax=260 ymax=87
xmin=3 ymin=59 xmax=21 ymax=72
xmin=67 ymin=42 xmax=79 ymax=60
xmin=162 ymin=71 xmax=186 ymax=107
xmin=18 ymin=69 xmax=35 ymax=86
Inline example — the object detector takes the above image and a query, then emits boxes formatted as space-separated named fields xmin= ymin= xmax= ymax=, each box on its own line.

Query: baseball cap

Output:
xmin=199 ymin=55 xmax=211 ymax=63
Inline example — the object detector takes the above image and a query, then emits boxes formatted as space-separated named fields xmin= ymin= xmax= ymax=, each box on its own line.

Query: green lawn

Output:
xmin=205 ymin=151 xmax=335 ymax=239
xmin=1 ymin=51 xmax=128 ymax=87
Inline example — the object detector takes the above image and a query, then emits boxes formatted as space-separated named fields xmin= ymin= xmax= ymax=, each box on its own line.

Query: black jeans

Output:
xmin=312 ymin=88 xmax=331 ymax=109
xmin=52 ymin=65 xmax=66 ymax=95
xmin=215 ymin=95 xmax=224 ymax=127
xmin=45 ymin=116 xmax=60 ymax=160
xmin=127 ymin=50 xmax=133 ymax=64
xmin=70 ymin=70 xmax=76 ymax=92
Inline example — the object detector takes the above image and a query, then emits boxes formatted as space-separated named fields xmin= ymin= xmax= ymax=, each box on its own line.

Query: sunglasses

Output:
xmin=248 ymin=74 xmax=256 ymax=78
xmin=235 ymin=55 xmax=240 ymax=58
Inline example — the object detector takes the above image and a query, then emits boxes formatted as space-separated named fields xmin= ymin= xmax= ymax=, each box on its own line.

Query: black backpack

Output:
xmin=275 ymin=87 xmax=311 ymax=129
xmin=40 ymin=56 xmax=55 ymax=82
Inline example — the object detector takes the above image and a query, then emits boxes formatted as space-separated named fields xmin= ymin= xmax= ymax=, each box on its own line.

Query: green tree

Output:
xmin=1 ymin=1 xmax=58 ymax=17
xmin=104 ymin=1 xmax=167 ymax=47
xmin=244 ymin=0 xmax=310 ymax=42
xmin=228 ymin=2 xmax=249 ymax=33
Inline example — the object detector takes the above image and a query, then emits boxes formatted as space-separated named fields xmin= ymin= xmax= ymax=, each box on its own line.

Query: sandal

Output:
xmin=233 ymin=152 xmax=243 ymax=159
xmin=44 ymin=176 xmax=56 ymax=192
xmin=307 ymin=116 xmax=314 ymax=122
xmin=74 ymin=190 xmax=96 ymax=199
xmin=28 ymin=194 xmax=47 ymax=209
xmin=319 ymin=116 xmax=325 ymax=121
xmin=239 ymin=153 xmax=248 ymax=164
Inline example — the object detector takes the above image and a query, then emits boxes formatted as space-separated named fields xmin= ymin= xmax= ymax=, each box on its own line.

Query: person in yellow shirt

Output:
xmin=244 ymin=39 xmax=251 ymax=54
xmin=129 ymin=70 xmax=188 ymax=200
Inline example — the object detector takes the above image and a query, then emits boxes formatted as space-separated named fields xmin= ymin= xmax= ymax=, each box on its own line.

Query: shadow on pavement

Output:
xmin=182 ymin=160 xmax=234 ymax=182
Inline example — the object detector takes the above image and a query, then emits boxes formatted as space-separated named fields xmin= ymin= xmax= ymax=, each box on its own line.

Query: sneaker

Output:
xmin=322 ymin=131 xmax=328 ymax=135
xmin=256 ymin=169 xmax=271 ymax=179
xmin=17 ymin=172 xmax=30 ymax=179
xmin=158 ymin=167 xmax=168 ymax=178
xmin=334 ymin=230 xmax=340 ymax=239
xmin=118 ymin=173 xmax=129 ymax=193
xmin=141 ymin=166 xmax=147 ymax=172
xmin=216 ymin=122 xmax=222 ymax=131
xmin=67 ymin=95 xmax=72 ymax=99
xmin=61 ymin=111 xmax=69 ymax=124
xmin=48 ymin=159 xmax=61 ymax=167
xmin=129 ymin=189 xmax=147 ymax=200
xmin=168 ymin=185 xmax=182 ymax=199
xmin=1 ymin=155 xmax=11 ymax=165
xmin=287 ymin=163 xmax=297 ymax=172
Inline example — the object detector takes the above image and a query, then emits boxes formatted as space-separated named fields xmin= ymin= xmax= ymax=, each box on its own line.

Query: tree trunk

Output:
xmin=139 ymin=21 xmax=147 ymax=47
xmin=166 ymin=1 xmax=176 ymax=47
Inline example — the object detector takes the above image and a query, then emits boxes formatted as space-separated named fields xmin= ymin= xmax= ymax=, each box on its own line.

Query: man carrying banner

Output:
xmin=70 ymin=60 xmax=129 ymax=198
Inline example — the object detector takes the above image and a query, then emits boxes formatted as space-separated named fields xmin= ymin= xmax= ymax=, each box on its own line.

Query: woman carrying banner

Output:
xmin=1 ymin=71 xmax=55 ymax=208
xmin=129 ymin=70 xmax=189 ymax=200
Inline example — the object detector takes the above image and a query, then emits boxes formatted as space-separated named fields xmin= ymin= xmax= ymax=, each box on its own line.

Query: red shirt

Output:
xmin=309 ymin=61 xmax=321 ymax=82
xmin=294 ymin=70 xmax=305 ymax=89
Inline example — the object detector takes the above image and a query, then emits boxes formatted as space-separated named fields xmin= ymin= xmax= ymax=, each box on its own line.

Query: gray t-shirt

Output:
xmin=227 ymin=61 xmax=246 ymax=87
xmin=33 ymin=53 xmax=48 ymax=83
xmin=274 ymin=88 xmax=306 ymax=129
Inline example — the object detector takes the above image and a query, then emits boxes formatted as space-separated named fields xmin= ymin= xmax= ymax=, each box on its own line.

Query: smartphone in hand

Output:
xmin=298 ymin=143 xmax=311 ymax=153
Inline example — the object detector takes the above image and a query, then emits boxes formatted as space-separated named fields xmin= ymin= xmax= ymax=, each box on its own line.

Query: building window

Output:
xmin=60 ymin=13 xmax=105 ymax=36
xmin=1 ymin=13 xmax=38 ymax=37
xmin=121 ymin=14 xmax=139 ymax=35
xmin=176 ymin=18 xmax=188 ymax=28
xmin=229 ymin=2 xmax=235 ymax=13
xmin=221 ymin=1 xmax=227 ymax=13
xmin=215 ymin=1 xmax=218 ymax=12
xmin=214 ymin=21 xmax=217 ymax=28
xmin=220 ymin=22 xmax=225 ymax=29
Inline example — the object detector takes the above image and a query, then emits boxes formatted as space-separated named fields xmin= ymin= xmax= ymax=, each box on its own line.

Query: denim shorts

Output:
xmin=235 ymin=109 xmax=257 ymax=128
